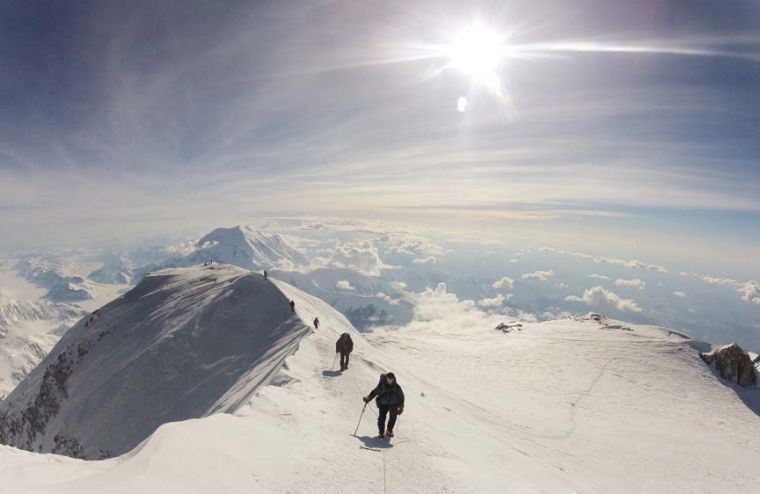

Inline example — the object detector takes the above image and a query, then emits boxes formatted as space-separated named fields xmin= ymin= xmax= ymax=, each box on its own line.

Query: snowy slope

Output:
xmin=0 ymin=265 xmax=311 ymax=458
xmin=181 ymin=226 xmax=307 ymax=271
xmin=0 ymin=289 xmax=758 ymax=492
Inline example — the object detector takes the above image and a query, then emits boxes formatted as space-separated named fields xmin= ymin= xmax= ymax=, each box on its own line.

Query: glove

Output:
xmin=363 ymin=396 xmax=371 ymax=404
xmin=396 ymin=406 xmax=404 ymax=415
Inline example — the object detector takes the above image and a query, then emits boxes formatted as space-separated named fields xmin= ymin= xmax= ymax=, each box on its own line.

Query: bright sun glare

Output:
xmin=447 ymin=23 xmax=506 ymax=82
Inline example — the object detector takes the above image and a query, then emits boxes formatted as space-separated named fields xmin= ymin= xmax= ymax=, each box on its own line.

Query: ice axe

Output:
xmin=353 ymin=401 xmax=368 ymax=436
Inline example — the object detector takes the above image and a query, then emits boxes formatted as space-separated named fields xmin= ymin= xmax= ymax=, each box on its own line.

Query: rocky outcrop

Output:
xmin=0 ymin=339 xmax=84 ymax=456
xmin=495 ymin=322 xmax=522 ymax=333
xmin=701 ymin=343 xmax=758 ymax=387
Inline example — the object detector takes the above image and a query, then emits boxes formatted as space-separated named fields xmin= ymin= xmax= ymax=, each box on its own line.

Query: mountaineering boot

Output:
xmin=386 ymin=430 xmax=394 ymax=438
xmin=378 ymin=430 xmax=385 ymax=438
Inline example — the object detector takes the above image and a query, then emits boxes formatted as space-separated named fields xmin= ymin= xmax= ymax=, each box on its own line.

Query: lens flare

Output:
xmin=447 ymin=24 xmax=507 ymax=81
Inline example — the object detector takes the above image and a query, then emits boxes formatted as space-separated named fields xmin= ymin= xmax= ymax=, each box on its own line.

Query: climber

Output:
xmin=363 ymin=372 xmax=404 ymax=438
xmin=335 ymin=333 xmax=353 ymax=370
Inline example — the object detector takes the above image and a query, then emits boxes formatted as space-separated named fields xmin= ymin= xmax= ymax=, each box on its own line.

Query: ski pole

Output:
xmin=353 ymin=402 xmax=368 ymax=436
xmin=331 ymin=353 xmax=338 ymax=370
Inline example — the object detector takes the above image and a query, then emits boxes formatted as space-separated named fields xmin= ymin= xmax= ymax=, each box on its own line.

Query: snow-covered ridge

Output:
xmin=0 ymin=269 xmax=758 ymax=492
xmin=0 ymin=264 xmax=313 ymax=459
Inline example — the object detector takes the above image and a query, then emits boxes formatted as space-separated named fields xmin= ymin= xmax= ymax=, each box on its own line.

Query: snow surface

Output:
xmin=0 ymin=269 xmax=758 ymax=492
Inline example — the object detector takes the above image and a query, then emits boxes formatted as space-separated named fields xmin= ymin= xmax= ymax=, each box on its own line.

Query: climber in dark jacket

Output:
xmin=363 ymin=372 xmax=404 ymax=438
xmin=335 ymin=333 xmax=353 ymax=370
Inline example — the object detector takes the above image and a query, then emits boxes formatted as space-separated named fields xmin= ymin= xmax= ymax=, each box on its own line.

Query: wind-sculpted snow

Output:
xmin=0 ymin=265 xmax=312 ymax=459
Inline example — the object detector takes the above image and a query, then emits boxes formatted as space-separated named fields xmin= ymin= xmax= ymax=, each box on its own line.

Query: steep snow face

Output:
xmin=0 ymin=265 xmax=311 ymax=459
xmin=182 ymin=226 xmax=307 ymax=271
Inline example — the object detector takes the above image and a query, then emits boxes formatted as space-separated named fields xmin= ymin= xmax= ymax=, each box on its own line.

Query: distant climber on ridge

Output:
xmin=263 ymin=270 xmax=268 ymax=280
xmin=313 ymin=317 xmax=320 ymax=329
xmin=363 ymin=372 xmax=404 ymax=438
xmin=335 ymin=333 xmax=353 ymax=370
xmin=289 ymin=300 xmax=295 ymax=313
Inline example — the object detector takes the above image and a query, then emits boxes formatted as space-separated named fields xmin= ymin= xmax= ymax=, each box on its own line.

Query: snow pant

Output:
xmin=340 ymin=352 xmax=350 ymax=369
xmin=377 ymin=404 xmax=399 ymax=434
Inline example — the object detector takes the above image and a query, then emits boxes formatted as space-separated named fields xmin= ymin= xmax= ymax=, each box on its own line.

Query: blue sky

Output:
xmin=1 ymin=0 xmax=758 ymax=274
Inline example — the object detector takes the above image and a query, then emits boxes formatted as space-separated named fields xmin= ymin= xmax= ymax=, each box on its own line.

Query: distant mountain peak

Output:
xmin=188 ymin=226 xmax=307 ymax=271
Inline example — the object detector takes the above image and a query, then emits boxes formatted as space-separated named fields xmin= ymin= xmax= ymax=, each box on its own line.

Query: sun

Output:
xmin=446 ymin=23 xmax=507 ymax=82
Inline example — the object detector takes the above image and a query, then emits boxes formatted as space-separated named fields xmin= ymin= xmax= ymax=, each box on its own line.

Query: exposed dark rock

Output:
xmin=495 ymin=322 xmax=522 ymax=333
xmin=701 ymin=343 xmax=758 ymax=387
xmin=53 ymin=433 xmax=83 ymax=458
xmin=0 ymin=338 xmax=86 ymax=454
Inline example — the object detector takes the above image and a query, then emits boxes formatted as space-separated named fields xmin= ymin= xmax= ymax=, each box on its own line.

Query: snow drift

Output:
xmin=0 ymin=264 xmax=311 ymax=459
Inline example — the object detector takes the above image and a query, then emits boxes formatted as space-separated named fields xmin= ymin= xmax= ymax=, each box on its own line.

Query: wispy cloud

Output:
xmin=0 ymin=1 xmax=758 ymax=264
xmin=509 ymin=35 xmax=760 ymax=63
xmin=539 ymin=247 xmax=667 ymax=273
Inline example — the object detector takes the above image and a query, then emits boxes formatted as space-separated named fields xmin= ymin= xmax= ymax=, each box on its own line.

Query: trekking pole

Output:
xmin=331 ymin=352 xmax=338 ymax=370
xmin=353 ymin=402 xmax=368 ymax=436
